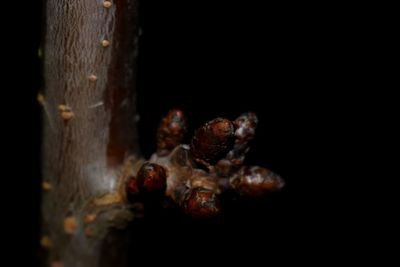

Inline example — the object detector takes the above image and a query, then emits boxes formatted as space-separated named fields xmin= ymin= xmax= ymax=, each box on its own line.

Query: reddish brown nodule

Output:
xmin=157 ymin=109 xmax=187 ymax=156
xmin=126 ymin=176 xmax=139 ymax=195
xmin=191 ymin=118 xmax=235 ymax=165
xmin=216 ymin=113 xmax=259 ymax=176
xmin=233 ymin=112 xmax=258 ymax=143
xmin=231 ymin=166 xmax=284 ymax=197
xmin=137 ymin=163 xmax=167 ymax=192
xmin=183 ymin=188 xmax=221 ymax=219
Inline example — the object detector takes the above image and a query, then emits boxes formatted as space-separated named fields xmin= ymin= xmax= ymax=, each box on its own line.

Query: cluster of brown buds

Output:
xmin=127 ymin=109 xmax=284 ymax=219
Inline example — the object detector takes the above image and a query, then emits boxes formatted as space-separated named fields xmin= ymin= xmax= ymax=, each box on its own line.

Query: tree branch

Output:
xmin=41 ymin=1 xmax=140 ymax=266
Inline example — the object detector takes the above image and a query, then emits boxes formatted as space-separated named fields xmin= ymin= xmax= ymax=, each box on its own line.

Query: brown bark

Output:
xmin=41 ymin=1 xmax=140 ymax=266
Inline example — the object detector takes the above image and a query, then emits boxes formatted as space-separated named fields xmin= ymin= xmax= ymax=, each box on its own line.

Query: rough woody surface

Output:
xmin=41 ymin=1 xmax=140 ymax=266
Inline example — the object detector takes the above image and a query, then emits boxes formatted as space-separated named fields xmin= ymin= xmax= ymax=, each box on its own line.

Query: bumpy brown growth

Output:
xmin=41 ymin=0 xmax=140 ymax=266
xmin=126 ymin=176 xmax=139 ymax=195
xmin=157 ymin=109 xmax=187 ymax=156
xmin=216 ymin=112 xmax=258 ymax=177
xmin=182 ymin=188 xmax=221 ymax=219
xmin=136 ymin=163 xmax=167 ymax=192
xmin=127 ymin=109 xmax=284 ymax=219
xmin=191 ymin=118 xmax=235 ymax=167
xmin=231 ymin=112 xmax=258 ymax=158
xmin=231 ymin=166 xmax=285 ymax=197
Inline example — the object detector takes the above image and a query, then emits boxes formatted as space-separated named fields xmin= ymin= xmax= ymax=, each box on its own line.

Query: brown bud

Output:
xmin=228 ymin=112 xmax=258 ymax=163
xmin=182 ymin=188 xmax=221 ymax=219
xmin=191 ymin=118 xmax=235 ymax=166
xmin=157 ymin=109 xmax=187 ymax=156
xmin=126 ymin=176 xmax=140 ymax=195
xmin=216 ymin=113 xmax=259 ymax=176
xmin=137 ymin=163 xmax=167 ymax=192
xmin=233 ymin=112 xmax=258 ymax=143
xmin=231 ymin=166 xmax=284 ymax=197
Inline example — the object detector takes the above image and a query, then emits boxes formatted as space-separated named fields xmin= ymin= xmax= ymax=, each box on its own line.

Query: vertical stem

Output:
xmin=41 ymin=1 xmax=139 ymax=266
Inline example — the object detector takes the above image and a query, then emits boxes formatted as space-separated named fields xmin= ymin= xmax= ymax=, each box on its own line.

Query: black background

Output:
xmin=2 ymin=0 xmax=354 ymax=265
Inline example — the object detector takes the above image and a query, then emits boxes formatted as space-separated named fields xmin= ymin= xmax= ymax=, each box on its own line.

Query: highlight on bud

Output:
xmin=182 ymin=187 xmax=221 ymax=219
xmin=230 ymin=166 xmax=285 ymax=197
xmin=190 ymin=118 xmax=235 ymax=166
xmin=227 ymin=112 xmax=258 ymax=163
xmin=157 ymin=109 xmax=187 ymax=156
xmin=216 ymin=112 xmax=259 ymax=176
xmin=233 ymin=112 xmax=258 ymax=143
xmin=137 ymin=163 xmax=167 ymax=192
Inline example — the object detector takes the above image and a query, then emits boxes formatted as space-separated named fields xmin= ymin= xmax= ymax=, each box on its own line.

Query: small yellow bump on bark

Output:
xmin=51 ymin=261 xmax=64 ymax=267
xmin=40 ymin=235 xmax=52 ymax=249
xmin=103 ymin=1 xmax=112 ymax=8
xmin=61 ymin=111 xmax=74 ymax=121
xmin=37 ymin=93 xmax=45 ymax=106
xmin=84 ymin=213 xmax=97 ymax=223
xmin=93 ymin=192 xmax=122 ymax=206
xmin=58 ymin=105 xmax=74 ymax=121
xmin=88 ymin=74 xmax=98 ymax=82
xmin=42 ymin=181 xmax=52 ymax=191
xmin=58 ymin=104 xmax=67 ymax=112
xmin=63 ymin=216 xmax=78 ymax=234
xmin=101 ymin=39 xmax=110 ymax=47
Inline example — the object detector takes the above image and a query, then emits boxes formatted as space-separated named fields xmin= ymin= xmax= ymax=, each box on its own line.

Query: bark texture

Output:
xmin=41 ymin=1 xmax=140 ymax=266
